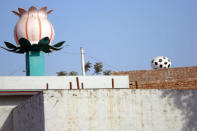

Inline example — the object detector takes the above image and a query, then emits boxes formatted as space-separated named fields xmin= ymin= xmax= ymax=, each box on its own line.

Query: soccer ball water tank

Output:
xmin=151 ymin=56 xmax=171 ymax=69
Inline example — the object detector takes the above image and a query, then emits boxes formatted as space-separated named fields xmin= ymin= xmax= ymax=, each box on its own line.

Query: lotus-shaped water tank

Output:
xmin=1 ymin=6 xmax=65 ymax=53
xmin=13 ymin=6 xmax=54 ymax=45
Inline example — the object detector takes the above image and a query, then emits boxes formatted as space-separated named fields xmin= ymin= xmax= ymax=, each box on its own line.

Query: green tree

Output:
xmin=69 ymin=71 xmax=78 ymax=76
xmin=56 ymin=71 xmax=67 ymax=76
xmin=94 ymin=62 xmax=103 ymax=75
xmin=85 ymin=61 xmax=92 ymax=72
xmin=103 ymin=70 xmax=112 ymax=75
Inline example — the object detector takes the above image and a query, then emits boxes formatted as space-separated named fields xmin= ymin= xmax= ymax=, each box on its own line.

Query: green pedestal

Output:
xmin=26 ymin=51 xmax=45 ymax=76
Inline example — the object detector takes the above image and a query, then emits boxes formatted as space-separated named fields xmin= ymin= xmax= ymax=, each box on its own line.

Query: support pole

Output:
xmin=80 ymin=47 xmax=85 ymax=76
xmin=26 ymin=51 xmax=45 ymax=76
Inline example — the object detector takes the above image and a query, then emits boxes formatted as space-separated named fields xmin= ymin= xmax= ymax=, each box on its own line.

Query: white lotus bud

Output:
xmin=13 ymin=6 xmax=54 ymax=45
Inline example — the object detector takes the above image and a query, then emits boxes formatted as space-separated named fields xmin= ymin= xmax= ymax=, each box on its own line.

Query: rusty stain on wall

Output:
xmin=149 ymin=90 xmax=155 ymax=131
xmin=108 ymin=89 xmax=115 ymax=131
xmin=41 ymin=89 xmax=197 ymax=131
xmin=88 ymin=90 xmax=97 ymax=131
xmin=140 ymin=91 xmax=144 ymax=131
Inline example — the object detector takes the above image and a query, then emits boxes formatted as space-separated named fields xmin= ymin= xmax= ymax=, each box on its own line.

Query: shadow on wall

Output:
xmin=161 ymin=90 xmax=197 ymax=131
xmin=0 ymin=111 xmax=13 ymax=131
xmin=0 ymin=93 xmax=45 ymax=131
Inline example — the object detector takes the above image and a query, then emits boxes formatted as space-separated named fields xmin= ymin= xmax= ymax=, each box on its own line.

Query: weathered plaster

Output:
xmin=43 ymin=89 xmax=197 ymax=131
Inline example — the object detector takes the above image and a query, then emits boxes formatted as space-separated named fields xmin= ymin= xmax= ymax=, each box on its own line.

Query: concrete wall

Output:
xmin=0 ymin=76 xmax=128 ymax=131
xmin=0 ymin=95 xmax=31 ymax=131
xmin=12 ymin=93 xmax=45 ymax=131
xmin=0 ymin=93 xmax=44 ymax=131
xmin=0 ymin=76 xmax=129 ymax=90
xmin=1 ymin=74 xmax=197 ymax=131
xmin=43 ymin=89 xmax=197 ymax=131
xmin=1 ymin=89 xmax=196 ymax=131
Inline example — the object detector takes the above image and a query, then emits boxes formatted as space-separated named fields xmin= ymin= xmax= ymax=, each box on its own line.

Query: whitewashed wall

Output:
xmin=0 ymin=76 xmax=129 ymax=90
xmin=43 ymin=89 xmax=197 ymax=131
xmin=0 ymin=96 xmax=31 ymax=130
xmin=0 ymin=76 xmax=128 ymax=131
xmin=0 ymin=75 xmax=196 ymax=131
xmin=12 ymin=93 xmax=45 ymax=131
xmin=1 ymin=89 xmax=196 ymax=131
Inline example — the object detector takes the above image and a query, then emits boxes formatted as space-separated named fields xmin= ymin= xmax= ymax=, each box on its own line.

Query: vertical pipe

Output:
xmin=76 ymin=77 xmax=80 ymax=89
xmin=81 ymin=83 xmax=84 ymax=89
xmin=135 ymin=81 xmax=138 ymax=89
xmin=80 ymin=47 xmax=85 ymax=76
xmin=46 ymin=83 xmax=49 ymax=90
xmin=69 ymin=82 xmax=72 ymax=90
xmin=112 ymin=78 xmax=114 ymax=89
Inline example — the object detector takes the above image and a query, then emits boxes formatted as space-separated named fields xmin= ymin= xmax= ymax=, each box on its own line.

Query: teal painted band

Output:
xmin=26 ymin=51 xmax=45 ymax=76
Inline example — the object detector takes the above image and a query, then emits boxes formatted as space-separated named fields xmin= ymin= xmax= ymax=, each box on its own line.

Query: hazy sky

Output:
xmin=0 ymin=0 xmax=196 ymax=76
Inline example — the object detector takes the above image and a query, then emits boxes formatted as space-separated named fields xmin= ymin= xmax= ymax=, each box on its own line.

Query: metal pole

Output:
xmin=80 ymin=47 xmax=85 ymax=76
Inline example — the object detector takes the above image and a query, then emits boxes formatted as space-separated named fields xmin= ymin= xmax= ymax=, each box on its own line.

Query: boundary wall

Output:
xmin=114 ymin=66 xmax=197 ymax=89
xmin=1 ymin=89 xmax=197 ymax=131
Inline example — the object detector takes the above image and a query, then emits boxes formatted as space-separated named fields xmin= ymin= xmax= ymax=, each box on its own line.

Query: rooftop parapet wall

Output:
xmin=0 ymin=76 xmax=129 ymax=90
xmin=114 ymin=66 xmax=197 ymax=89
